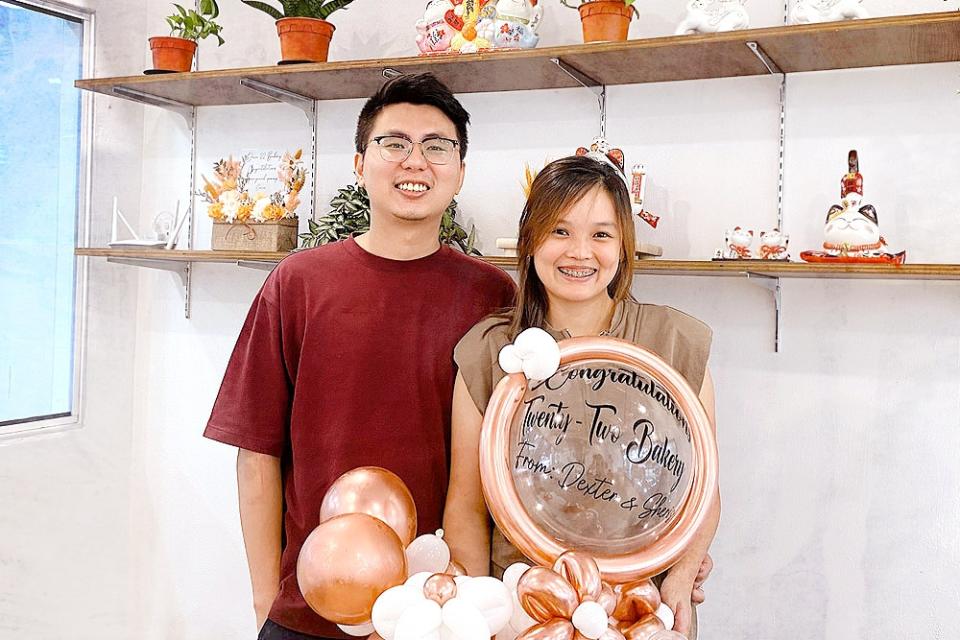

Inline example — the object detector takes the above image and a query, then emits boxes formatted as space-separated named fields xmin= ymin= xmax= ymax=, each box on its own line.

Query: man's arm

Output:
xmin=237 ymin=448 xmax=283 ymax=630
xmin=443 ymin=372 xmax=492 ymax=577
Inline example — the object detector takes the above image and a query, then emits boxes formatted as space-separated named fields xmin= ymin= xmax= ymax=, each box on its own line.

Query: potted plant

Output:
xmin=299 ymin=184 xmax=481 ymax=255
xmin=240 ymin=0 xmax=357 ymax=63
xmin=560 ymin=0 xmax=638 ymax=43
xmin=150 ymin=1 xmax=224 ymax=72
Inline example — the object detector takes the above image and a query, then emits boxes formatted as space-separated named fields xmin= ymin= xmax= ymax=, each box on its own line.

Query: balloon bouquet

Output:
xmin=298 ymin=329 xmax=718 ymax=640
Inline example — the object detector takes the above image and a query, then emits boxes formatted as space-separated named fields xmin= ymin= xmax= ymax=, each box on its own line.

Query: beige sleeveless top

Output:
xmin=453 ymin=299 xmax=712 ymax=577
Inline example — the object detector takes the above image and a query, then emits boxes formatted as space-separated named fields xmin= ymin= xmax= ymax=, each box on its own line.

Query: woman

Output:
xmin=443 ymin=155 xmax=720 ymax=638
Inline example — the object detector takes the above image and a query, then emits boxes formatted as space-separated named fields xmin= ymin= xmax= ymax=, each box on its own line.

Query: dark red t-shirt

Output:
xmin=204 ymin=238 xmax=515 ymax=637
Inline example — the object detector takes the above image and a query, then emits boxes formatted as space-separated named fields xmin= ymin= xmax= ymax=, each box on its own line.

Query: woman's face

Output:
xmin=532 ymin=186 xmax=622 ymax=309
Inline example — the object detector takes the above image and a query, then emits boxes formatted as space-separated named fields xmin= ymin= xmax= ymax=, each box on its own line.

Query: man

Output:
xmin=205 ymin=73 xmax=515 ymax=640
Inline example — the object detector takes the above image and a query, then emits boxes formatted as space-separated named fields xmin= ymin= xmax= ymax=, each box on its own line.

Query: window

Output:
xmin=0 ymin=0 xmax=89 ymax=432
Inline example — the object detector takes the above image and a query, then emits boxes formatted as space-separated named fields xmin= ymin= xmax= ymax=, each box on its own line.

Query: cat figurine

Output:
xmin=759 ymin=228 xmax=789 ymax=260
xmin=822 ymin=192 xmax=884 ymax=257
xmin=722 ymin=226 xmax=754 ymax=259
xmin=789 ymin=0 xmax=869 ymax=25
xmin=676 ymin=0 xmax=749 ymax=36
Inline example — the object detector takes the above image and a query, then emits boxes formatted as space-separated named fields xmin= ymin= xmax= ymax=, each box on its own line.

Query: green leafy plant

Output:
xmin=299 ymin=184 xmax=481 ymax=256
xmin=239 ymin=0 xmax=357 ymax=21
xmin=166 ymin=1 xmax=225 ymax=44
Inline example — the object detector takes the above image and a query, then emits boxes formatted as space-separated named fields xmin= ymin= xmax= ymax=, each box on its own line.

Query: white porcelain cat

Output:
xmin=789 ymin=0 xmax=869 ymax=25
xmin=722 ymin=227 xmax=754 ymax=259
xmin=759 ymin=228 xmax=789 ymax=260
xmin=676 ymin=0 xmax=749 ymax=36
xmin=822 ymin=192 xmax=884 ymax=257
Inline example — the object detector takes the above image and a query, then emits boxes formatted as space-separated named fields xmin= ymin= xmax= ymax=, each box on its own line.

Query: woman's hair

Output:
xmin=499 ymin=154 xmax=636 ymax=338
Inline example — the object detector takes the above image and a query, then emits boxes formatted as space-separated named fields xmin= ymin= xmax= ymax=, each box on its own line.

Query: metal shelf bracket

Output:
xmin=239 ymin=78 xmax=316 ymax=126
xmin=745 ymin=273 xmax=782 ymax=352
xmin=111 ymin=86 xmax=195 ymax=127
xmin=746 ymin=42 xmax=783 ymax=75
xmin=551 ymin=58 xmax=607 ymax=138
xmin=236 ymin=260 xmax=277 ymax=272
xmin=107 ymin=257 xmax=193 ymax=318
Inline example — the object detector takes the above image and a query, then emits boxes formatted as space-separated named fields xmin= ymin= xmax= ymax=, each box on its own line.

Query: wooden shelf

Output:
xmin=75 ymin=12 xmax=960 ymax=106
xmin=75 ymin=248 xmax=960 ymax=281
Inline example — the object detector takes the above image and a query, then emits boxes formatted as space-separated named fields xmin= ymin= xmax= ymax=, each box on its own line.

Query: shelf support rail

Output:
xmin=745 ymin=273 xmax=782 ymax=353
xmin=746 ymin=41 xmax=788 ymax=232
xmin=111 ymin=87 xmax=195 ymax=127
xmin=107 ymin=257 xmax=192 ymax=318
xmin=551 ymin=58 xmax=607 ymax=139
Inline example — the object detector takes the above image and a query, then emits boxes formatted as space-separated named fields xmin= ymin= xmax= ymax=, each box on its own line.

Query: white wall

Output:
xmin=2 ymin=1 xmax=959 ymax=638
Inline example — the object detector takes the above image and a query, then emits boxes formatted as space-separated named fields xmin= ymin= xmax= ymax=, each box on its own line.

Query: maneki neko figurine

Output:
xmin=417 ymin=0 xmax=494 ymax=54
xmin=576 ymin=136 xmax=661 ymax=232
xmin=676 ymin=0 xmax=750 ymax=36
xmin=800 ymin=150 xmax=905 ymax=264
xmin=488 ymin=0 xmax=543 ymax=49
xmin=788 ymin=0 xmax=869 ymax=25
xmin=450 ymin=0 xmax=495 ymax=53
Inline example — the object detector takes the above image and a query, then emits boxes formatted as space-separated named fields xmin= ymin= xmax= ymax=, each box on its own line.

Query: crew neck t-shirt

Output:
xmin=205 ymin=237 xmax=515 ymax=638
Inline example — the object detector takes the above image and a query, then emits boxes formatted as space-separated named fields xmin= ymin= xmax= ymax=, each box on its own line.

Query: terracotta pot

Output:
xmin=148 ymin=36 xmax=197 ymax=72
xmin=578 ymin=1 xmax=633 ymax=43
xmin=276 ymin=17 xmax=335 ymax=63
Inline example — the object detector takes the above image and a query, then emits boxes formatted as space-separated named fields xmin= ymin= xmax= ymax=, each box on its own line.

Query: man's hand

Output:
xmin=659 ymin=572 xmax=695 ymax=637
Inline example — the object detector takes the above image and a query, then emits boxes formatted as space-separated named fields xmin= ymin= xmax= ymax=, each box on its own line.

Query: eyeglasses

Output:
xmin=366 ymin=135 xmax=460 ymax=165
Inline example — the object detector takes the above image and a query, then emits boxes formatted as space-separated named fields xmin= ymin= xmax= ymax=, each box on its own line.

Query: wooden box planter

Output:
xmin=212 ymin=218 xmax=298 ymax=252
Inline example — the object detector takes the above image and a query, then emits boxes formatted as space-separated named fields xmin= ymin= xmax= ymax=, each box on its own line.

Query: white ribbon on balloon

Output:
xmin=498 ymin=328 xmax=561 ymax=381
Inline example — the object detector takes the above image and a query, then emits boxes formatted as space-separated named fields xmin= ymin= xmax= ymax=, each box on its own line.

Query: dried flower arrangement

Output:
xmin=201 ymin=150 xmax=306 ymax=224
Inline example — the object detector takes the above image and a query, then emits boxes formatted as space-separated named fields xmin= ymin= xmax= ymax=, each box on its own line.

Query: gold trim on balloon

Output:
xmin=479 ymin=337 xmax=719 ymax=584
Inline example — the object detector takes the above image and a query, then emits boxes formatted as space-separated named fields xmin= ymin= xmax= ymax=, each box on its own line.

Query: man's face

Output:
xmin=354 ymin=103 xmax=466 ymax=227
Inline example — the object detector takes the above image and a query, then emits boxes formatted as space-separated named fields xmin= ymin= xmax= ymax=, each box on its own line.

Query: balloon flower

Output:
xmin=372 ymin=570 xmax=513 ymax=640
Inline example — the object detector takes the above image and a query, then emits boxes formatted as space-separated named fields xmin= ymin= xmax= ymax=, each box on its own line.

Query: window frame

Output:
xmin=0 ymin=0 xmax=94 ymax=438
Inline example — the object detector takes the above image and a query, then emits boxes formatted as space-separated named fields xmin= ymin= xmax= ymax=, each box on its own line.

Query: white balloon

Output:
xmin=498 ymin=344 xmax=523 ymax=374
xmin=372 ymin=585 xmax=425 ymax=640
xmin=501 ymin=563 xmax=531 ymax=591
xmin=512 ymin=328 xmax=560 ymax=380
xmin=441 ymin=597 xmax=491 ymax=640
xmin=656 ymin=602 xmax=675 ymax=631
xmin=394 ymin=599 xmax=443 ymax=640
xmin=508 ymin=590 xmax=536 ymax=635
xmin=454 ymin=576 xmax=512 ymax=634
xmin=338 ymin=622 xmax=375 ymax=637
xmin=405 ymin=571 xmax=434 ymax=591
xmin=406 ymin=532 xmax=451 ymax=576
xmin=453 ymin=575 xmax=470 ymax=587
xmin=571 ymin=601 xmax=608 ymax=640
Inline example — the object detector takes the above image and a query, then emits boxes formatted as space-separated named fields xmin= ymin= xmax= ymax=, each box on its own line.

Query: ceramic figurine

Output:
xmin=721 ymin=226 xmax=754 ymax=259
xmin=451 ymin=0 xmax=495 ymax=53
xmin=759 ymin=228 xmax=789 ymax=260
xmin=800 ymin=150 xmax=906 ymax=264
xmin=788 ymin=0 xmax=868 ymax=25
xmin=576 ymin=137 xmax=661 ymax=230
xmin=489 ymin=0 xmax=542 ymax=49
xmin=676 ymin=0 xmax=749 ymax=36
xmin=416 ymin=0 xmax=458 ymax=54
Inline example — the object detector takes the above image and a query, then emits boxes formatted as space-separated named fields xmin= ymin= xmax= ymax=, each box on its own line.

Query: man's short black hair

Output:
xmin=355 ymin=73 xmax=470 ymax=161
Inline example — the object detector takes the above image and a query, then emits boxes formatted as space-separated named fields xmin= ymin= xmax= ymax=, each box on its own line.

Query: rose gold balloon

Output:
xmin=518 ymin=567 xmax=580 ymax=622
xmin=445 ymin=560 xmax=468 ymax=577
xmin=621 ymin=615 xmax=665 ymax=640
xmin=479 ymin=338 xmax=719 ymax=583
xmin=517 ymin=618 xmax=576 ymax=640
xmin=553 ymin=551 xmax=602 ymax=602
xmin=319 ymin=467 xmax=417 ymax=547
xmin=297 ymin=513 xmax=407 ymax=625
xmin=596 ymin=583 xmax=617 ymax=617
xmin=423 ymin=573 xmax=458 ymax=606
xmin=613 ymin=580 xmax=660 ymax=623
xmin=599 ymin=628 xmax=627 ymax=640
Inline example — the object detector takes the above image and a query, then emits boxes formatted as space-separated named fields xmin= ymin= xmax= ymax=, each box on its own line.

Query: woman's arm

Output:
xmin=659 ymin=368 xmax=722 ymax=635
xmin=442 ymin=372 xmax=492 ymax=577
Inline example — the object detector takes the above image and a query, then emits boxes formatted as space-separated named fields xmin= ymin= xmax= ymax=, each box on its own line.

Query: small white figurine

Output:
xmin=676 ymin=0 xmax=749 ymax=36
xmin=758 ymin=228 xmax=789 ymax=260
xmin=722 ymin=226 xmax=754 ymax=259
xmin=788 ymin=0 xmax=868 ymax=25
xmin=490 ymin=0 xmax=542 ymax=49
